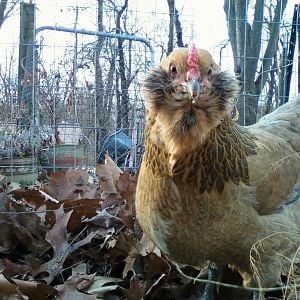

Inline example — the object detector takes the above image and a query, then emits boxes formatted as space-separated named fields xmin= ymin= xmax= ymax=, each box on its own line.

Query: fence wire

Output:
xmin=0 ymin=0 xmax=298 ymax=183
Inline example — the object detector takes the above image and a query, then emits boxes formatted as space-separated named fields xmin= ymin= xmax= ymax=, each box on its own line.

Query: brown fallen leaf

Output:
xmin=45 ymin=205 xmax=72 ymax=255
xmin=0 ymin=259 xmax=30 ymax=278
xmin=144 ymin=253 xmax=170 ymax=280
xmin=15 ymin=191 xmax=101 ymax=232
xmin=55 ymin=275 xmax=97 ymax=300
xmin=144 ymin=273 xmax=167 ymax=297
xmin=117 ymin=172 xmax=136 ymax=202
xmin=56 ymin=273 xmax=95 ymax=292
xmin=96 ymin=164 xmax=118 ymax=197
xmin=12 ymin=189 xmax=46 ymax=208
xmin=119 ymin=208 xmax=134 ymax=231
xmin=121 ymin=275 xmax=146 ymax=300
xmin=100 ymin=193 xmax=124 ymax=210
xmin=0 ymin=273 xmax=58 ymax=300
xmin=62 ymin=198 xmax=101 ymax=232
xmin=0 ymin=163 xmax=294 ymax=300
xmin=0 ymin=274 xmax=20 ymax=298
xmin=104 ymin=153 xmax=123 ymax=184
xmin=0 ymin=193 xmax=48 ymax=255
xmin=35 ymin=205 xmax=98 ymax=283
xmin=43 ymin=169 xmax=98 ymax=201
xmin=11 ymin=278 xmax=58 ymax=300
xmin=123 ymin=255 xmax=136 ymax=279
xmin=83 ymin=207 xmax=122 ymax=228
xmin=84 ymin=275 xmax=122 ymax=298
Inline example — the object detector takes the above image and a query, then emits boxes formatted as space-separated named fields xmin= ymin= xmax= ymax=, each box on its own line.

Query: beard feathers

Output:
xmin=143 ymin=68 xmax=240 ymax=154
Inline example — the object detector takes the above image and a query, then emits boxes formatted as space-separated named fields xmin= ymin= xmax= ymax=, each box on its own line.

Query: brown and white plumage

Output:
xmin=136 ymin=46 xmax=300 ymax=293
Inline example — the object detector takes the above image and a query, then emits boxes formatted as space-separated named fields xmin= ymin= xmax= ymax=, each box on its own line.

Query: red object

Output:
xmin=187 ymin=43 xmax=200 ymax=80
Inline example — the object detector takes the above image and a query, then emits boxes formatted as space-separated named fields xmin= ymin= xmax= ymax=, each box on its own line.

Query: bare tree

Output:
xmin=0 ymin=55 xmax=18 ymax=124
xmin=224 ymin=0 xmax=287 ymax=125
xmin=166 ymin=0 xmax=185 ymax=55
xmin=0 ymin=0 xmax=20 ymax=29
xmin=107 ymin=0 xmax=144 ymax=133
xmin=95 ymin=0 xmax=108 ymax=150
xmin=113 ymin=0 xmax=130 ymax=131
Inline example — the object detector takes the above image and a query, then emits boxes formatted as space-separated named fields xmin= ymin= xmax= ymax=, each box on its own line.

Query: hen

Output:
xmin=136 ymin=45 xmax=300 ymax=298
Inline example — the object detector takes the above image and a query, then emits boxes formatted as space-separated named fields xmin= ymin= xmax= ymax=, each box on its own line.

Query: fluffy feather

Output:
xmin=136 ymin=47 xmax=300 ymax=292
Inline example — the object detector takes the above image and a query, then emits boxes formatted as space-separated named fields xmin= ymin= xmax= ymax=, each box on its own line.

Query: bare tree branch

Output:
xmin=224 ymin=0 xmax=288 ymax=125
xmin=0 ymin=0 xmax=20 ymax=29
xmin=234 ymin=0 xmax=247 ymax=69
xmin=167 ymin=0 xmax=184 ymax=55
xmin=167 ymin=0 xmax=175 ymax=54
xmin=174 ymin=8 xmax=184 ymax=47
xmin=224 ymin=0 xmax=238 ymax=69
xmin=251 ymin=0 xmax=264 ymax=59
xmin=255 ymin=0 xmax=288 ymax=93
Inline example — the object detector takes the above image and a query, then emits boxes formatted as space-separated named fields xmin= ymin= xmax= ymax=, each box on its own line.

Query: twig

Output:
xmin=175 ymin=263 xmax=300 ymax=293
xmin=39 ymin=190 xmax=59 ymax=203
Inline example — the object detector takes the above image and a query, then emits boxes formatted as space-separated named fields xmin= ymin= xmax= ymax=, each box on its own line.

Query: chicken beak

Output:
xmin=187 ymin=78 xmax=201 ymax=100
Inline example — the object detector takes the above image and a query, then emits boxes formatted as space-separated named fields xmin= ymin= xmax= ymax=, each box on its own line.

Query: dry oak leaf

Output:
xmin=36 ymin=205 xmax=98 ymax=283
xmin=116 ymin=172 xmax=137 ymax=202
xmin=0 ymin=274 xmax=20 ymax=298
xmin=108 ymin=233 xmax=156 ymax=278
xmin=0 ymin=193 xmax=48 ymax=255
xmin=43 ymin=169 xmax=98 ymax=201
xmin=96 ymin=154 xmax=122 ymax=198
xmin=0 ymin=259 xmax=30 ymax=278
xmin=0 ymin=274 xmax=57 ymax=300
xmin=104 ymin=153 xmax=123 ymax=184
xmin=84 ymin=275 xmax=123 ymax=298
xmin=96 ymin=164 xmax=118 ymax=197
xmin=55 ymin=274 xmax=97 ymax=300
xmin=12 ymin=187 xmax=101 ymax=232
xmin=10 ymin=278 xmax=57 ymax=300
xmin=83 ymin=207 xmax=122 ymax=228
xmin=121 ymin=275 xmax=146 ymax=300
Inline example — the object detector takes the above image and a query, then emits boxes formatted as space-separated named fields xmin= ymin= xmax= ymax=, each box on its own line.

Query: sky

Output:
xmin=0 ymin=1 xmax=297 ymax=58
xmin=34 ymin=0 xmax=228 ymax=60
xmin=0 ymin=0 xmax=298 ymax=96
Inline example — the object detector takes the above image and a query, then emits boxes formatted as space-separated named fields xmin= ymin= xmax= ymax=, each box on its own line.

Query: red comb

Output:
xmin=187 ymin=44 xmax=200 ymax=79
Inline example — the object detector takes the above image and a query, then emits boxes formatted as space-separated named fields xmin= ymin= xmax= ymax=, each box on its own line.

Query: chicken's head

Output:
xmin=143 ymin=45 xmax=239 ymax=154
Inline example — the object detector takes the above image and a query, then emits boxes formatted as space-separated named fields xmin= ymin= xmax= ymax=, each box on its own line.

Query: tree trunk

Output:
xmin=167 ymin=0 xmax=184 ymax=55
xmin=18 ymin=2 xmax=35 ymax=127
xmin=167 ymin=0 xmax=175 ymax=54
xmin=114 ymin=0 xmax=130 ymax=132
xmin=224 ymin=0 xmax=287 ymax=125
xmin=95 ymin=0 xmax=106 ymax=152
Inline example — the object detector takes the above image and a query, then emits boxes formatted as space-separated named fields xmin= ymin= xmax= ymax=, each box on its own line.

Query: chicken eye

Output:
xmin=169 ymin=64 xmax=177 ymax=77
xmin=207 ymin=66 xmax=216 ymax=80
xmin=207 ymin=68 xmax=212 ymax=78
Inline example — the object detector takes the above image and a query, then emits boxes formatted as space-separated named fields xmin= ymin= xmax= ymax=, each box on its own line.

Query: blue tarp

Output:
xmin=98 ymin=129 xmax=132 ymax=166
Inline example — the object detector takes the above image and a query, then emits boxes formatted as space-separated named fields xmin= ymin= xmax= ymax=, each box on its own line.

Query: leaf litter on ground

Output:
xmin=0 ymin=155 xmax=296 ymax=299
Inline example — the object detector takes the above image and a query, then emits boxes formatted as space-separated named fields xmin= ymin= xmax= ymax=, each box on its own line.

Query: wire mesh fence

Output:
xmin=0 ymin=0 xmax=298 ymax=183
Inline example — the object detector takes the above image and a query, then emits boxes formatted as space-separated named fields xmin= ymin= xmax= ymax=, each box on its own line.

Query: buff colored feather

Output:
xmin=136 ymin=47 xmax=300 ymax=294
